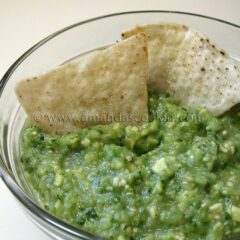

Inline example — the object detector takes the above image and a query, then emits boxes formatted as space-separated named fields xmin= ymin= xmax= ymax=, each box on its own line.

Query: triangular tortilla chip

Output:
xmin=15 ymin=33 xmax=148 ymax=134
xmin=122 ymin=23 xmax=240 ymax=116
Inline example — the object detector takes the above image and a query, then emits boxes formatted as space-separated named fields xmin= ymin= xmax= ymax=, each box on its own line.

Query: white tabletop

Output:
xmin=1 ymin=0 xmax=240 ymax=239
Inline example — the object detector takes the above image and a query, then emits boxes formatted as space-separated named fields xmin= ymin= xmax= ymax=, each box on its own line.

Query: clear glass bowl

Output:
xmin=1 ymin=11 xmax=240 ymax=240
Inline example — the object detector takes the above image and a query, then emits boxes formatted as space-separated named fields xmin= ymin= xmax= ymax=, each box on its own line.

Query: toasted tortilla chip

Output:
xmin=122 ymin=23 xmax=240 ymax=116
xmin=15 ymin=33 xmax=148 ymax=134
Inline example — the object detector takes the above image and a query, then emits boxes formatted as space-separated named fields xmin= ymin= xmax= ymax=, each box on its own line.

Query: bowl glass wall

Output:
xmin=1 ymin=11 xmax=240 ymax=239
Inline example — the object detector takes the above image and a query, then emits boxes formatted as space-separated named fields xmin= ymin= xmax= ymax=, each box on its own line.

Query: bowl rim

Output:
xmin=0 ymin=10 xmax=240 ymax=239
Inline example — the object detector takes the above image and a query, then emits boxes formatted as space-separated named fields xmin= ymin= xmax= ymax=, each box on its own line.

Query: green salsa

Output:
xmin=20 ymin=90 xmax=240 ymax=239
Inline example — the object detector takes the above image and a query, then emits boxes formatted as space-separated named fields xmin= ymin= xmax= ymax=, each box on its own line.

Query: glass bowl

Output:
xmin=1 ymin=11 xmax=240 ymax=240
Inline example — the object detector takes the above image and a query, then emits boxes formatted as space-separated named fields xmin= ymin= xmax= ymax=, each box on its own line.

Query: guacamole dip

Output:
xmin=21 ymin=90 xmax=240 ymax=240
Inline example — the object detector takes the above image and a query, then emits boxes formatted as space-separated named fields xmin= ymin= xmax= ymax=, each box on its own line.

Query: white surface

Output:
xmin=1 ymin=0 xmax=240 ymax=239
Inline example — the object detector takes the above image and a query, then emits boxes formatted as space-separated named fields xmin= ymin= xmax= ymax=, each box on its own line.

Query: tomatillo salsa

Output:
xmin=20 ymin=89 xmax=240 ymax=239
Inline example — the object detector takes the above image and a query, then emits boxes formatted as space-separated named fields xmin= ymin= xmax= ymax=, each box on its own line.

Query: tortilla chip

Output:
xmin=122 ymin=23 xmax=240 ymax=116
xmin=15 ymin=33 xmax=149 ymax=134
